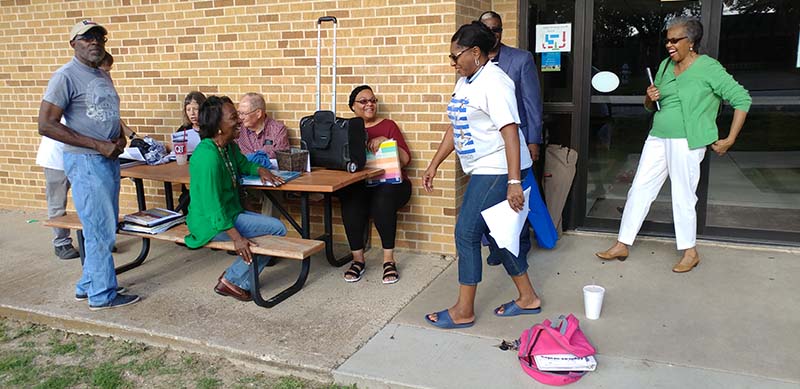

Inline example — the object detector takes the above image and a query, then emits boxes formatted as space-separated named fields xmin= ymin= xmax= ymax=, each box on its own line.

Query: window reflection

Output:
xmin=707 ymin=106 xmax=800 ymax=232
xmin=719 ymin=0 xmax=800 ymax=93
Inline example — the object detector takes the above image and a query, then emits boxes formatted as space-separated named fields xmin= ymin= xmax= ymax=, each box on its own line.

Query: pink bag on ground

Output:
xmin=517 ymin=314 xmax=596 ymax=386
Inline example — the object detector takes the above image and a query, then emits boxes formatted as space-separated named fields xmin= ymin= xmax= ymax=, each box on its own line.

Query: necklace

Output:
xmin=215 ymin=142 xmax=239 ymax=190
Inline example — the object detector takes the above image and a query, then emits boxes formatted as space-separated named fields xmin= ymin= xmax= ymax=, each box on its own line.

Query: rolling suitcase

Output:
xmin=300 ymin=16 xmax=366 ymax=173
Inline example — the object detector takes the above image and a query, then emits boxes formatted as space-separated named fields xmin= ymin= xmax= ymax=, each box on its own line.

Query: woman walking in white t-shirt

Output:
xmin=422 ymin=21 xmax=543 ymax=329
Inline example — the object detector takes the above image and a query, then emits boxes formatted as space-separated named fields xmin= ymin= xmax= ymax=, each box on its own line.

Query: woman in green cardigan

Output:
xmin=185 ymin=95 xmax=287 ymax=301
xmin=596 ymin=17 xmax=751 ymax=273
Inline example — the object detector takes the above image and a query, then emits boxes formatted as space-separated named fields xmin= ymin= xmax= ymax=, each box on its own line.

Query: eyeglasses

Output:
xmin=449 ymin=47 xmax=472 ymax=63
xmin=75 ymin=32 xmax=107 ymax=43
xmin=355 ymin=98 xmax=378 ymax=105
xmin=489 ymin=27 xmax=503 ymax=34
xmin=665 ymin=36 xmax=688 ymax=45
xmin=237 ymin=108 xmax=259 ymax=117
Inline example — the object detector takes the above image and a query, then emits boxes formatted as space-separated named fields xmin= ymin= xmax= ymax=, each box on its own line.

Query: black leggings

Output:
xmin=337 ymin=180 xmax=412 ymax=251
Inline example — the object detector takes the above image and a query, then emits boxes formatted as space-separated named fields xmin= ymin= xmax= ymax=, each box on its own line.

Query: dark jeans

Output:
xmin=337 ymin=180 xmax=412 ymax=251
xmin=456 ymin=170 xmax=531 ymax=285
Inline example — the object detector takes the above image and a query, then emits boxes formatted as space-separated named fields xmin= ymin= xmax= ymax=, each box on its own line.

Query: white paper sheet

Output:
xmin=119 ymin=147 xmax=145 ymax=161
xmin=480 ymin=188 xmax=530 ymax=257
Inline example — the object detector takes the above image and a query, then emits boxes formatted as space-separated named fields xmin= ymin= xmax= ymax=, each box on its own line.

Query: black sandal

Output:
xmin=382 ymin=262 xmax=399 ymax=284
xmin=344 ymin=261 xmax=365 ymax=283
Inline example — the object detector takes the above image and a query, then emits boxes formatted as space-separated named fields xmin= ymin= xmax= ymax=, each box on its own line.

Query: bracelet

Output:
xmin=507 ymin=179 xmax=522 ymax=185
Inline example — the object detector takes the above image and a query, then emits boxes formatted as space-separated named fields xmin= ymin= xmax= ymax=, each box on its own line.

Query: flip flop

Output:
xmin=494 ymin=300 xmax=542 ymax=317
xmin=424 ymin=309 xmax=474 ymax=329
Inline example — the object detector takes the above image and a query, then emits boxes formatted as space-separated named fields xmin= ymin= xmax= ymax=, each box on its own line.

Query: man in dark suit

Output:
xmin=480 ymin=11 xmax=543 ymax=162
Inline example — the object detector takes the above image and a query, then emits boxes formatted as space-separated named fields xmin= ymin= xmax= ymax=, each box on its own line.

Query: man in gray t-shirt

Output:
xmin=38 ymin=20 xmax=140 ymax=311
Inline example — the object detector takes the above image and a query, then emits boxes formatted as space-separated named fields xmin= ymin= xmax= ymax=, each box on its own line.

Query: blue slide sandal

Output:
xmin=494 ymin=300 xmax=542 ymax=317
xmin=424 ymin=309 xmax=474 ymax=329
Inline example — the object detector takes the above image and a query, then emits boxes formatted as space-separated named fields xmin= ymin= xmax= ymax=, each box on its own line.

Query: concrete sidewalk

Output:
xmin=1 ymin=209 xmax=798 ymax=388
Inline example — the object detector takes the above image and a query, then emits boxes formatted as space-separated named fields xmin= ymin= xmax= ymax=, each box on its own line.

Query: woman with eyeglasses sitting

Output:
xmin=184 ymin=95 xmax=286 ymax=302
xmin=596 ymin=17 xmax=750 ymax=273
xmin=422 ymin=21 xmax=542 ymax=329
xmin=339 ymin=85 xmax=412 ymax=285
xmin=177 ymin=91 xmax=206 ymax=154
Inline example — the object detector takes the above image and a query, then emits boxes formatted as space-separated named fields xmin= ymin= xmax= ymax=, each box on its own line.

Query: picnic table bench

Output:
xmin=44 ymin=214 xmax=324 ymax=308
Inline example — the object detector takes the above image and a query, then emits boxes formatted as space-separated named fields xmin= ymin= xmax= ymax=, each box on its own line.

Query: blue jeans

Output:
xmin=212 ymin=211 xmax=287 ymax=290
xmin=63 ymin=153 xmax=120 ymax=306
xmin=456 ymin=170 xmax=530 ymax=285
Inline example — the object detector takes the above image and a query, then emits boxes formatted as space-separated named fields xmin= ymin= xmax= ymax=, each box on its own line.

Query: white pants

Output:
xmin=618 ymin=136 xmax=706 ymax=250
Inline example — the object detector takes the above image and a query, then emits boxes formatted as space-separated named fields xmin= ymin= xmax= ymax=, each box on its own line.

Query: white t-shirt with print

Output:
xmin=448 ymin=61 xmax=532 ymax=175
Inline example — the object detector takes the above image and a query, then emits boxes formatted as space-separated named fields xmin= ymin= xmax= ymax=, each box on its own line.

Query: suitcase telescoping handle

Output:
xmin=316 ymin=16 xmax=337 ymax=113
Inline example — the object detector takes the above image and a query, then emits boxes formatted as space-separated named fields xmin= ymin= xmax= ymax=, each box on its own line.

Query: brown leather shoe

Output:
xmin=214 ymin=274 xmax=252 ymax=301
xmin=595 ymin=248 xmax=629 ymax=261
xmin=672 ymin=255 xmax=700 ymax=273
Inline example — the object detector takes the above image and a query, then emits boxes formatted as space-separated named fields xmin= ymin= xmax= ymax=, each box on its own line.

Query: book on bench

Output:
xmin=120 ymin=216 xmax=185 ymax=235
xmin=123 ymin=208 xmax=184 ymax=227
xmin=240 ymin=170 xmax=302 ymax=187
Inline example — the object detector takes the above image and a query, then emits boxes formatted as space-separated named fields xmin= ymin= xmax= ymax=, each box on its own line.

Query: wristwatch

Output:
xmin=507 ymin=179 xmax=522 ymax=185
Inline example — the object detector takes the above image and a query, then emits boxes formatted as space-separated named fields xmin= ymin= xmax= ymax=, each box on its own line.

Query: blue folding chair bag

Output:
xmin=523 ymin=170 xmax=558 ymax=249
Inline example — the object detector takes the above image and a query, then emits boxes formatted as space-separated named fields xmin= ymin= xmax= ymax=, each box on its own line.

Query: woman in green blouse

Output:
xmin=185 ymin=95 xmax=287 ymax=301
xmin=596 ymin=17 xmax=751 ymax=273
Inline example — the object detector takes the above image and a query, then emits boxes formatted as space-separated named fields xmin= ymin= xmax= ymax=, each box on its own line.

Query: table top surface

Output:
xmin=121 ymin=162 xmax=384 ymax=193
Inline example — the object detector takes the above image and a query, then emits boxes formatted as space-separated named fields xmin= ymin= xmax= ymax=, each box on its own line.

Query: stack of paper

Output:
xmin=119 ymin=147 xmax=146 ymax=168
xmin=534 ymin=354 xmax=597 ymax=371
xmin=240 ymin=170 xmax=301 ymax=187
xmin=120 ymin=208 xmax=185 ymax=234
xmin=120 ymin=217 xmax=185 ymax=234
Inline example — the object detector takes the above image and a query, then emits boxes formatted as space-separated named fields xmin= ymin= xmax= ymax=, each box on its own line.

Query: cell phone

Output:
xmin=646 ymin=67 xmax=661 ymax=111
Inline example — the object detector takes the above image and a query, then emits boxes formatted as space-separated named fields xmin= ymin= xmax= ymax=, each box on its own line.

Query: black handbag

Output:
xmin=300 ymin=112 xmax=365 ymax=173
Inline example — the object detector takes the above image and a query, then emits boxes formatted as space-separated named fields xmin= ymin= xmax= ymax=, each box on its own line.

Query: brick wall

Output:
xmin=0 ymin=0 xmax=521 ymax=255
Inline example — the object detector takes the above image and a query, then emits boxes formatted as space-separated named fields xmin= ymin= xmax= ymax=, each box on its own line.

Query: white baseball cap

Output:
xmin=69 ymin=20 xmax=107 ymax=41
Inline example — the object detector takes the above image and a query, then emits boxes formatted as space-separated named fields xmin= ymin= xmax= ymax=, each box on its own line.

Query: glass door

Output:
xmin=583 ymin=0 xmax=703 ymax=235
xmin=579 ymin=0 xmax=800 ymax=244
xmin=704 ymin=0 xmax=800 ymax=243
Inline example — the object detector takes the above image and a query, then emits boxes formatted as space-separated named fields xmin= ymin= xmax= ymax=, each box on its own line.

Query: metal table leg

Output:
xmin=163 ymin=182 xmax=174 ymax=211
xmin=114 ymin=177 xmax=150 ymax=275
xmin=250 ymin=256 xmax=310 ymax=308
xmin=320 ymin=193 xmax=352 ymax=267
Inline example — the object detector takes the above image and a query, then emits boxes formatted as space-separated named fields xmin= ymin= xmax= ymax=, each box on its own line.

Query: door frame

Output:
xmin=526 ymin=0 xmax=800 ymax=246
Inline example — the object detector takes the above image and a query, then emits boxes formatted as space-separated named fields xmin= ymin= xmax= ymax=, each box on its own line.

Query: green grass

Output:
xmin=48 ymin=333 xmax=78 ymax=355
xmin=0 ymin=317 xmax=353 ymax=388
xmin=33 ymin=366 xmax=90 ymax=389
xmin=90 ymin=362 xmax=129 ymax=389
xmin=10 ymin=323 xmax=46 ymax=340
xmin=197 ymin=376 xmax=222 ymax=389
xmin=113 ymin=340 xmax=148 ymax=358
